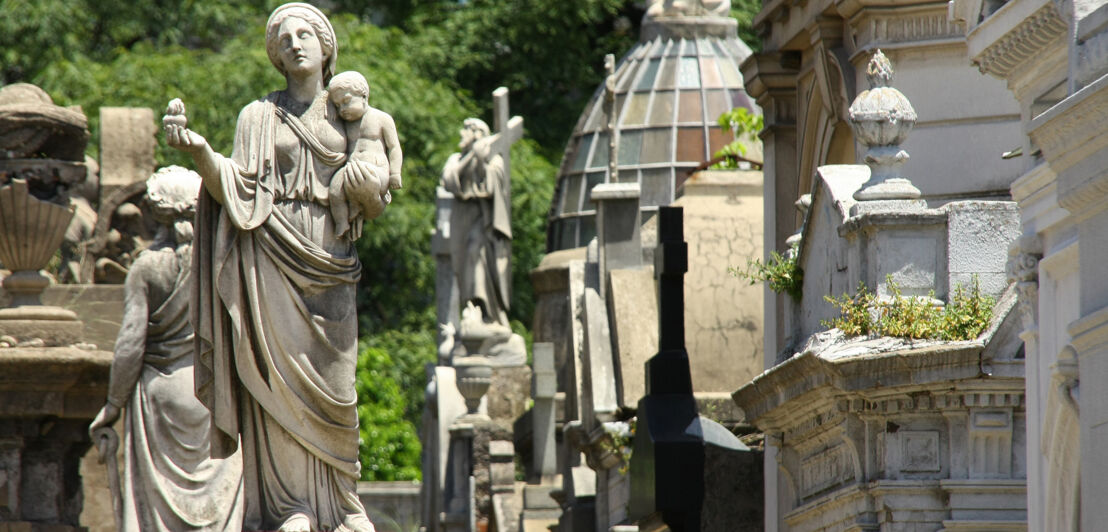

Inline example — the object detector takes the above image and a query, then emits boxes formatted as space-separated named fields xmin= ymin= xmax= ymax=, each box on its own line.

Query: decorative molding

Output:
xmin=799 ymin=444 xmax=856 ymax=497
xmin=901 ymin=430 xmax=941 ymax=472
xmin=1007 ymin=235 xmax=1043 ymax=331
xmin=852 ymin=7 xmax=966 ymax=49
xmin=1029 ymin=73 xmax=1108 ymax=218
xmin=972 ymin=3 xmax=1068 ymax=79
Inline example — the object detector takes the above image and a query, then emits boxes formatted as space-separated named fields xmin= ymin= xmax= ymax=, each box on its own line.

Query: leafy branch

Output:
xmin=710 ymin=107 xmax=764 ymax=170
xmin=731 ymin=244 xmax=803 ymax=302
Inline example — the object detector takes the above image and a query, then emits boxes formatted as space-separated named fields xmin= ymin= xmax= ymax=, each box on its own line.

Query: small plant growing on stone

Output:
xmin=731 ymin=243 xmax=803 ymax=301
xmin=823 ymin=276 xmax=994 ymax=341
xmin=823 ymin=282 xmax=874 ymax=336
xmin=937 ymin=278 xmax=995 ymax=340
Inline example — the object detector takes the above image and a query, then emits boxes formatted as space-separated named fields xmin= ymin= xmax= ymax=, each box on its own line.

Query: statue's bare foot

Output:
xmin=279 ymin=513 xmax=312 ymax=532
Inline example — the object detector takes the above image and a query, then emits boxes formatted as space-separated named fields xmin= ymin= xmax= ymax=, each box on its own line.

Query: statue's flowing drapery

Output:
xmin=192 ymin=94 xmax=370 ymax=530
xmin=441 ymin=145 xmax=512 ymax=325
xmin=117 ymin=248 xmax=243 ymax=532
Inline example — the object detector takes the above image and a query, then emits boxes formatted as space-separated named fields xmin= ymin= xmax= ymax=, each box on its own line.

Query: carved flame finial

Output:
xmin=866 ymin=50 xmax=894 ymax=89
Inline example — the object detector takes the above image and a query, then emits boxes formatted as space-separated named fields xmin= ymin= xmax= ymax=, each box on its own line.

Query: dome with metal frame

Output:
xmin=545 ymin=6 xmax=760 ymax=251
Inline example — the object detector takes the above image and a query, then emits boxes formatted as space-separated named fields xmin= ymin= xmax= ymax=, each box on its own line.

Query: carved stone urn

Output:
xmin=453 ymin=355 xmax=493 ymax=416
xmin=0 ymin=83 xmax=88 ymax=345
xmin=848 ymin=50 xmax=921 ymax=201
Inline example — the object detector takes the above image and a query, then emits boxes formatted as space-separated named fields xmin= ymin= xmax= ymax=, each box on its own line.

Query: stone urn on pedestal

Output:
xmin=0 ymin=83 xmax=89 ymax=346
xmin=453 ymin=355 xmax=493 ymax=419
xmin=0 ymin=83 xmax=112 ymax=532
xmin=849 ymin=50 xmax=921 ymax=203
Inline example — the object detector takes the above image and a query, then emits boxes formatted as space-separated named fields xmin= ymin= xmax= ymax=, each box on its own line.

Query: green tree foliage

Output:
xmin=356 ymin=339 xmax=423 ymax=481
xmin=401 ymin=0 xmax=644 ymax=153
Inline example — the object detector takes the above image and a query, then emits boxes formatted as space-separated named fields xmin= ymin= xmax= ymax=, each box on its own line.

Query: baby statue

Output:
xmin=328 ymin=70 xmax=403 ymax=239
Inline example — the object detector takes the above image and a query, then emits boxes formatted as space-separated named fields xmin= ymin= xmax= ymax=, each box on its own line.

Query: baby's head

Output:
xmin=329 ymin=71 xmax=370 ymax=122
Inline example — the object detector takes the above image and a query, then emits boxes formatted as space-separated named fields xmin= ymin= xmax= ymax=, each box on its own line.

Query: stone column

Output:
xmin=532 ymin=342 xmax=557 ymax=480
xmin=433 ymin=186 xmax=458 ymax=365
xmin=522 ymin=345 xmax=561 ymax=528
xmin=592 ymin=183 xmax=642 ymax=302
xmin=740 ymin=55 xmax=798 ymax=532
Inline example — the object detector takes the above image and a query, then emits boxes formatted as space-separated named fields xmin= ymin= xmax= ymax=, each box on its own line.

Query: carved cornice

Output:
xmin=740 ymin=52 xmax=800 ymax=126
xmin=1029 ymin=73 xmax=1108 ymax=218
xmin=849 ymin=4 xmax=966 ymax=50
xmin=971 ymin=3 xmax=1068 ymax=79
xmin=1067 ymin=303 xmax=1108 ymax=360
xmin=733 ymin=342 xmax=986 ymax=427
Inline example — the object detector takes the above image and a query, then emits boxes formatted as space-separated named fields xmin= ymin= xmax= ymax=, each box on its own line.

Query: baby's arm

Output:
xmin=380 ymin=111 xmax=403 ymax=189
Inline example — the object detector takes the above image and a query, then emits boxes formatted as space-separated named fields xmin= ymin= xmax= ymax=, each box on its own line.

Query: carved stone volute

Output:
xmin=1007 ymin=234 xmax=1043 ymax=331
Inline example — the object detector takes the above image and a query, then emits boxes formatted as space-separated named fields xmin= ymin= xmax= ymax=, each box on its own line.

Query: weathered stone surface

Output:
xmin=0 ymin=84 xmax=89 ymax=162
xmin=357 ymin=481 xmax=421 ymax=532
xmin=98 ymin=107 xmax=156 ymax=196
xmin=161 ymin=4 xmax=384 ymax=529
xmin=673 ymin=170 xmax=764 ymax=392
xmin=607 ymin=268 xmax=658 ymax=408
xmin=488 ymin=365 xmax=532 ymax=422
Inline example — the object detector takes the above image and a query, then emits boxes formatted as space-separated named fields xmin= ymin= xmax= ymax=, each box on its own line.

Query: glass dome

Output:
xmin=546 ymin=16 xmax=758 ymax=251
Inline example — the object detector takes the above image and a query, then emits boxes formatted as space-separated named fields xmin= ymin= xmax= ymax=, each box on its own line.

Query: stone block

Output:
xmin=523 ymin=484 xmax=560 ymax=510
xmin=356 ymin=481 xmax=421 ymax=532
xmin=582 ymin=288 xmax=618 ymax=423
xmin=945 ymin=201 xmax=1020 ymax=299
xmin=488 ymin=365 xmax=532 ymax=422
xmin=98 ymin=107 xmax=156 ymax=196
xmin=593 ymin=183 xmax=642 ymax=299
xmin=607 ymin=268 xmax=658 ymax=408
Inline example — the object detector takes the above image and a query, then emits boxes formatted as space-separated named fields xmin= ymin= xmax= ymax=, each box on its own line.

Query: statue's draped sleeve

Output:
xmin=193 ymin=97 xmax=280 ymax=455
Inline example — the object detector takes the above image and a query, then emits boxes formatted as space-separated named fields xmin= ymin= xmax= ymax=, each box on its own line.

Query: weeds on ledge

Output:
xmin=822 ymin=276 xmax=994 ymax=341
xmin=731 ymin=244 xmax=803 ymax=302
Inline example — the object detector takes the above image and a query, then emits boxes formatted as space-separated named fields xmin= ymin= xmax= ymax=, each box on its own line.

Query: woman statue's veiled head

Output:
xmin=265 ymin=3 xmax=337 ymax=85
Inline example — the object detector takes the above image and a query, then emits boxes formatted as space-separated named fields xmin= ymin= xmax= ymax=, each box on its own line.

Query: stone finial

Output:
xmin=866 ymin=50 xmax=894 ymax=87
xmin=848 ymin=50 xmax=920 ymax=202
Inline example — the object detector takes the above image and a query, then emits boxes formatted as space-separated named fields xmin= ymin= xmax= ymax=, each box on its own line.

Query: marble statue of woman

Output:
xmin=163 ymin=3 xmax=383 ymax=531
xmin=89 ymin=166 xmax=244 ymax=532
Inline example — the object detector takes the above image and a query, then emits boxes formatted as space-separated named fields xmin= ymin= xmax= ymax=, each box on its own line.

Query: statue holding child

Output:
xmin=163 ymin=3 xmax=400 ymax=530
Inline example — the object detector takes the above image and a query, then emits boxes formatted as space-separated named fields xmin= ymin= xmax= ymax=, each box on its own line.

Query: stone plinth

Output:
xmin=98 ymin=107 xmax=156 ymax=198
xmin=0 ymin=346 xmax=111 ymax=531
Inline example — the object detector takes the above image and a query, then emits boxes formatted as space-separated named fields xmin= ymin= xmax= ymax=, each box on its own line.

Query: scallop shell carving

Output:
xmin=0 ymin=179 xmax=75 ymax=271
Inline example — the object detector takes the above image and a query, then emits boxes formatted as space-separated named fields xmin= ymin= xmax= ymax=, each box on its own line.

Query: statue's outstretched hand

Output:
xmin=162 ymin=98 xmax=208 ymax=154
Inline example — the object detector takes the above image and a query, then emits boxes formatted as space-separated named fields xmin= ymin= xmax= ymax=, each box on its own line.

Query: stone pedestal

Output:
xmin=0 ymin=346 xmax=112 ymax=531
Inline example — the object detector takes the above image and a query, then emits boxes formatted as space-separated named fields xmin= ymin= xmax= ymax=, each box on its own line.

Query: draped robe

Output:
xmin=113 ymin=247 xmax=243 ymax=531
xmin=192 ymin=93 xmax=371 ymax=531
xmin=440 ymin=139 xmax=512 ymax=326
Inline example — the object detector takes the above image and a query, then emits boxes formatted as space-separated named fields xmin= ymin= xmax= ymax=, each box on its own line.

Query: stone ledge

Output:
xmin=0 ymin=346 xmax=111 ymax=419
xmin=1029 ymin=71 xmax=1108 ymax=218
xmin=967 ymin=0 xmax=1067 ymax=79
